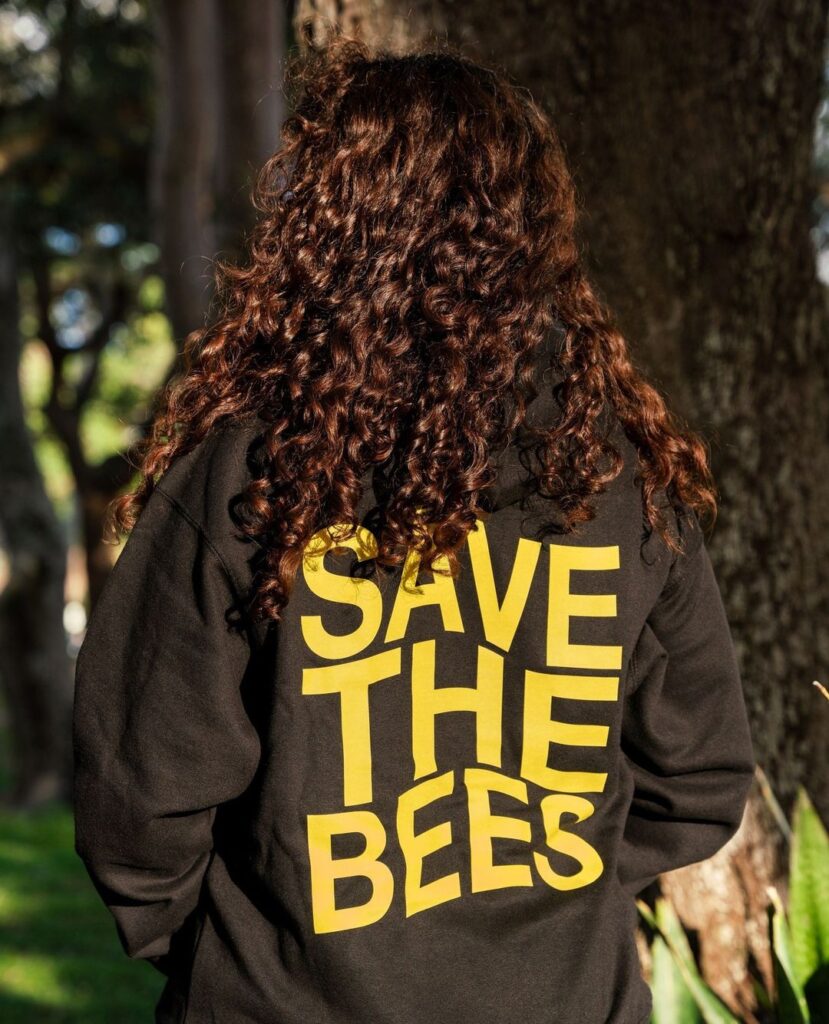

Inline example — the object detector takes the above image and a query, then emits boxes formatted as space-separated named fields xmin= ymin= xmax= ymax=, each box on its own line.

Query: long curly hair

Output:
xmin=110 ymin=38 xmax=716 ymax=623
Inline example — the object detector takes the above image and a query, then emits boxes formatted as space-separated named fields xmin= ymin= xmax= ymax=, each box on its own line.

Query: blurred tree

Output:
xmin=295 ymin=2 xmax=829 ymax=1020
xmin=151 ymin=0 xmax=286 ymax=346
xmin=3 ymin=0 xmax=285 ymax=608
xmin=0 ymin=0 xmax=287 ymax=800
xmin=1 ymin=0 xmax=163 ymax=609
xmin=0 ymin=0 xmax=159 ymax=803
xmin=0 ymin=198 xmax=71 ymax=807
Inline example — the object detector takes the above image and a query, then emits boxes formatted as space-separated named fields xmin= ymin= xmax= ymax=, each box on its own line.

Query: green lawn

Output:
xmin=0 ymin=805 xmax=164 ymax=1023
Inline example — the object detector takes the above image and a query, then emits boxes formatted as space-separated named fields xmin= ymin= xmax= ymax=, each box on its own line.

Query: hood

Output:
xmin=483 ymin=319 xmax=568 ymax=511
xmin=364 ymin=319 xmax=569 ymax=513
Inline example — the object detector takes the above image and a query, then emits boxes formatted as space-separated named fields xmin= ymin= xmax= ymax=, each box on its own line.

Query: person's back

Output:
xmin=72 ymin=39 xmax=756 ymax=1024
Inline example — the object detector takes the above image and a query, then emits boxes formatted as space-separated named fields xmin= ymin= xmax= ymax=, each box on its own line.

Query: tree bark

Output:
xmin=151 ymin=0 xmax=221 ymax=346
xmin=0 ymin=206 xmax=72 ymax=807
xmin=150 ymin=0 xmax=287 ymax=344
xmin=214 ymin=0 xmax=288 ymax=262
xmin=293 ymin=1 xmax=829 ymax=1016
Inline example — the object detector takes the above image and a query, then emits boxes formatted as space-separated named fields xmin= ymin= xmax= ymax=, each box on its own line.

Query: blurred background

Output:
xmin=1 ymin=1 xmax=828 ymax=1021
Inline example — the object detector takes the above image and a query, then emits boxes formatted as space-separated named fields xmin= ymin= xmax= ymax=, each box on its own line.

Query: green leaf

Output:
xmin=789 ymin=789 xmax=829 ymax=978
xmin=637 ymin=899 xmax=658 ymax=932
xmin=788 ymin=789 xmax=829 ymax=1019
xmin=768 ymin=886 xmax=810 ymax=1023
xmin=650 ymin=933 xmax=703 ymax=1024
xmin=638 ymin=899 xmax=740 ymax=1024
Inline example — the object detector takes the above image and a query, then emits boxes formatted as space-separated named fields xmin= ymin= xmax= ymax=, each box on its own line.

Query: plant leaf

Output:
xmin=768 ymin=886 xmax=810 ymax=1024
xmin=788 ymin=787 xmax=829 ymax=1018
xmin=641 ymin=898 xmax=740 ymax=1024
xmin=650 ymin=932 xmax=703 ymax=1024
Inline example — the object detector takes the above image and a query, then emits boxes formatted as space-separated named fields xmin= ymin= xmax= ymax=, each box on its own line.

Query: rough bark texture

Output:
xmin=293 ymin=1 xmax=829 ymax=1016
xmin=0 ymin=207 xmax=73 ymax=806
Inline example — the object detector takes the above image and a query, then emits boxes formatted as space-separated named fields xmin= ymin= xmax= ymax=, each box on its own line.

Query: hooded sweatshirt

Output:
xmin=73 ymin=329 xmax=756 ymax=1024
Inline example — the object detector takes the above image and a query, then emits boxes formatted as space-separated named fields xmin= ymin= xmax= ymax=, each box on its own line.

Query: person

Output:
xmin=72 ymin=38 xmax=756 ymax=1024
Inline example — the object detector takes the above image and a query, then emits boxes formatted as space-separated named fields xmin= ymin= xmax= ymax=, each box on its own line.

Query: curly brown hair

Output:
xmin=110 ymin=37 xmax=716 ymax=623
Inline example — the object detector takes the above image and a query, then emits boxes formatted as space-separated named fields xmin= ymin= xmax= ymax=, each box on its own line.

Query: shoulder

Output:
xmin=155 ymin=416 xmax=264 ymax=513
xmin=153 ymin=414 xmax=267 ymax=591
xmin=603 ymin=410 xmax=704 ymax=573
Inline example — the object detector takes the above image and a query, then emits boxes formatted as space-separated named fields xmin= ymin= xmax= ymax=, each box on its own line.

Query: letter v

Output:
xmin=467 ymin=518 xmax=541 ymax=654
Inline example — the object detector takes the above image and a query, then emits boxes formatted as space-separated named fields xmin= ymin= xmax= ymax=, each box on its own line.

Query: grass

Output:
xmin=0 ymin=804 xmax=164 ymax=1023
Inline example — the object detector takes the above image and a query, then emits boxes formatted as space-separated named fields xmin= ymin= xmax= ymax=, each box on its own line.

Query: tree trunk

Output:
xmin=151 ymin=0 xmax=221 ymax=346
xmin=0 ymin=207 xmax=72 ymax=807
xmin=150 ymin=0 xmax=287 ymax=345
xmin=293 ymin=2 xmax=829 ymax=1017
xmin=57 ymin=0 xmax=288 ymax=613
xmin=214 ymin=0 xmax=287 ymax=262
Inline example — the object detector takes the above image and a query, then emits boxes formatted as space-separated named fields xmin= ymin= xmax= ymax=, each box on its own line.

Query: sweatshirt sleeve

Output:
xmin=72 ymin=483 xmax=262 ymax=971
xmin=616 ymin=513 xmax=756 ymax=898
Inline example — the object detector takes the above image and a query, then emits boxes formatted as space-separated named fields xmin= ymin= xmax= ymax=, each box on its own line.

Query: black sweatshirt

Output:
xmin=73 ymin=344 xmax=756 ymax=1024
